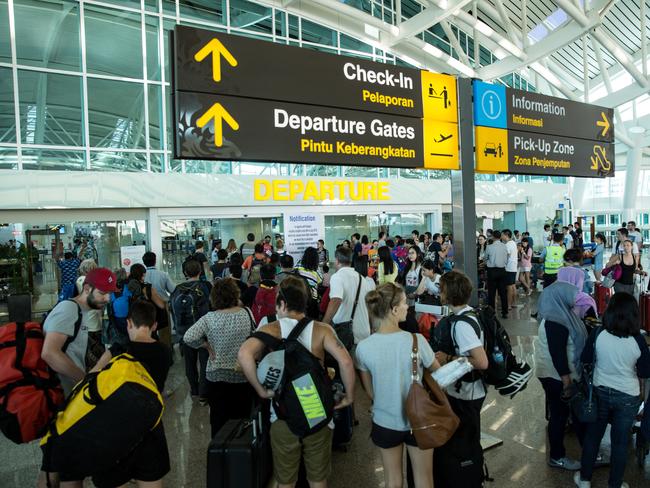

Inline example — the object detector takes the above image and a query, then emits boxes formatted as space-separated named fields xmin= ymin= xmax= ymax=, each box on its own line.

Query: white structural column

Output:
xmin=623 ymin=136 xmax=643 ymax=222
xmin=571 ymin=177 xmax=589 ymax=212
xmin=148 ymin=208 xmax=163 ymax=262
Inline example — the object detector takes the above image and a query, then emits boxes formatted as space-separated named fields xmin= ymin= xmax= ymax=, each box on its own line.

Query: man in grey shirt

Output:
xmin=143 ymin=251 xmax=176 ymax=302
xmin=42 ymin=267 xmax=116 ymax=395
xmin=485 ymin=230 xmax=509 ymax=319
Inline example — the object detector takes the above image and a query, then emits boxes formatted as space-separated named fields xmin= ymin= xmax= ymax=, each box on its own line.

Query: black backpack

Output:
xmin=430 ymin=306 xmax=512 ymax=387
xmin=171 ymin=281 xmax=210 ymax=336
xmin=253 ymin=317 xmax=334 ymax=438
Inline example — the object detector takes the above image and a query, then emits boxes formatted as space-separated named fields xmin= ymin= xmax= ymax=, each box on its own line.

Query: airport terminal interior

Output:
xmin=2 ymin=0 xmax=650 ymax=487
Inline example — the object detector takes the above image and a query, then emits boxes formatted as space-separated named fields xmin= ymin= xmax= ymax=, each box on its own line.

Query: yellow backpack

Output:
xmin=41 ymin=353 xmax=164 ymax=476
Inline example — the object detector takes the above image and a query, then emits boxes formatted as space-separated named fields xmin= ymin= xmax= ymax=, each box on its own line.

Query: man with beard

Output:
xmin=42 ymin=267 xmax=117 ymax=396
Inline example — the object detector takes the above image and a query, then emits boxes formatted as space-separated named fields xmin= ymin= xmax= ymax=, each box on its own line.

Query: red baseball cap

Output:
xmin=84 ymin=267 xmax=118 ymax=293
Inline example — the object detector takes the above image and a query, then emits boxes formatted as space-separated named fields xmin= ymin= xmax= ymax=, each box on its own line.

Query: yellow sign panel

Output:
xmin=422 ymin=120 xmax=459 ymax=170
xmin=475 ymin=126 xmax=508 ymax=173
xmin=420 ymin=72 xmax=458 ymax=123
xmin=253 ymin=179 xmax=391 ymax=202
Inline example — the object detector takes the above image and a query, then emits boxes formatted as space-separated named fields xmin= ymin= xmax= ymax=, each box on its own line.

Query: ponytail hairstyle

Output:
xmin=365 ymin=283 xmax=405 ymax=321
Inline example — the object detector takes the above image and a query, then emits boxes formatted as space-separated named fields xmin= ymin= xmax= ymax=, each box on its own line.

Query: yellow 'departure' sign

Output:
xmin=253 ymin=179 xmax=390 ymax=202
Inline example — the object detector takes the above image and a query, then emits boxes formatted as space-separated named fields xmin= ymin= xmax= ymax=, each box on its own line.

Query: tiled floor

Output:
xmin=1 ymin=292 xmax=650 ymax=487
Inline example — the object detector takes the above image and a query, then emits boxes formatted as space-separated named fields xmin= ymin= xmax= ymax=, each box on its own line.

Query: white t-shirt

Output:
xmin=628 ymin=230 xmax=642 ymax=245
xmin=447 ymin=307 xmax=486 ymax=401
xmin=505 ymin=240 xmax=518 ymax=272
xmin=421 ymin=275 xmax=440 ymax=295
xmin=356 ymin=331 xmax=434 ymax=431
xmin=329 ymin=267 xmax=376 ymax=344
xmin=544 ymin=230 xmax=551 ymax=243
xmin=564 ymin=233 xmax=574 ymax=249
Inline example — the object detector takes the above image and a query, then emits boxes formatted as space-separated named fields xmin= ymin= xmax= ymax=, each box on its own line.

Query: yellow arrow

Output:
xmin=596 ymin=111 xmax=610 ymax=137
xmin=197 ymin=103 xmax=239 ymax=147
xmin=194 ymin=38 xmax=238 ymax=83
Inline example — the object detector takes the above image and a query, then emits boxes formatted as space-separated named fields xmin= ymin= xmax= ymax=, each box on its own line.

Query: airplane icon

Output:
xmin=434 ymin=134 xmax=453 ymax=143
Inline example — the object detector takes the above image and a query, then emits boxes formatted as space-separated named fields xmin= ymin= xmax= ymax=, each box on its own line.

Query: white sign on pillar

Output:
xmin=283 ymin=212 xmax=324 ymax=262
xmin=120 ymin=245 xmax=146 ymax=272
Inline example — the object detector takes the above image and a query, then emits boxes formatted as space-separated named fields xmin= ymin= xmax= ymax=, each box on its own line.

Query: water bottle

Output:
xmin=492 ymin=346 xmax=504 ymax=365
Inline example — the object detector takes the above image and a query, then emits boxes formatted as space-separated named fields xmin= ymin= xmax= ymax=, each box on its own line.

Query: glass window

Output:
xmin=85 ymin=5 xmax=143 ymax=79
xmin=609 ymin=214 xmax=620 ymax=225
xmin=145 ymin=0 xmax=159 ymax=13
xmin=150 ymin=153 xmax=164 ymax=172
xmin=145 ymin=15 xmax=160 ymax=81
xmin=288 ymin=14 xmax=299 ymax=40
xmin=301 ymin=19 xmax=336 ymax=46
xmin=0 ymin=67 xmax=16 ymax=143
xmin=229 ymin=0 xmax=272 ymax=34
xmin=18 ymin=70 xmax=83 ymax=146
xmin=21 ymin=148 xmax=85 ymax=170
xmin=340 ymin=33 xmax=372 ymax=54
xmin=169 ymin=157 xmax=182 ymax=172
xmin=179 ymin=0 xmax=223 ymax=25
xmin=89 ymin=150 xmax=147 ymax=171
xmin=14 ymin=0 xmax=81 ymax=71
xmin=274 ymin=11 xmax=286 ymax=38
xmin=0 ymin=0 xmax=11 ymax=63
xmin=0 ymin=148 xmax=18 ymax=170
xmin=344 ymin=166 xmax=379 ymax=178
xmin=148 ymin=84 xmax=162 ymax=150
xmin=87 ymin=78 xmax=145 ymax=149
xmin=596 ymin=215 xmax=606 ymax=225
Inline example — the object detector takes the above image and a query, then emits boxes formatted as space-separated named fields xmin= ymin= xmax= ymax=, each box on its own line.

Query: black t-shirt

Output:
xmin=211 ymin=261 xmax=228 ymax=279
xmin=194 ymin=251 xmax=208 ymax=279
xmin=428 ymin=241 xmax=443 ymax=271
xmin=109 ymin=340 xmax=171 ymax=391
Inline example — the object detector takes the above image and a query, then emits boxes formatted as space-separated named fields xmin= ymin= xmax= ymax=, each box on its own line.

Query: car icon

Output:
xmin=484 ymin=143 xmax=497 ymax=157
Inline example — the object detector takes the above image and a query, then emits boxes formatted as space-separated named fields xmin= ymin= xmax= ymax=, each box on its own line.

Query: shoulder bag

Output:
xmin=569 ymin=327 xmax=603 ymax=423
xmin=405 ymin=334 xmax=460 ymax=449
xmin=332 ymin=273 xmax=362 ymax=350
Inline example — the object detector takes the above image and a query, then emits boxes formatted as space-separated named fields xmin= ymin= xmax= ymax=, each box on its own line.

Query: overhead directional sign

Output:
xmin=172 ymin=26 xmax=460 ymax=169
xmin=174 ymin=26 xmax=458 ymax=121
xmin=473 ymin=80 xmax=615 ymax=178
xmin=175 ymin=92 xmax=458 ymax=169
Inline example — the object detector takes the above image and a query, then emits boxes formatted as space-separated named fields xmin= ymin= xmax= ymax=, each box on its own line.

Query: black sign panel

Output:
xmin=506 ymin=88 xmax=614 ymax=143
xmin=175 ymin=92 xmax=432 ymax=168
xmin=507 ymin=131 xmax=614 ymax=178
xmin=173 ymin=26 xmax=434 ymax=119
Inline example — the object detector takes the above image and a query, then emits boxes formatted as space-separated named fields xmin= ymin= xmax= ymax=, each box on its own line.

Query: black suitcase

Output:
xmin=207 ymin=410 xmax=272 ymax=488
xmin=332 ymin=405 xmax=353 ymax=450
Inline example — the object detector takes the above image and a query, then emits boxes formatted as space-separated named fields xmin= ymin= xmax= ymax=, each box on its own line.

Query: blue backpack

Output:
xmin=109 ymin=286 xmax=133 ymax=331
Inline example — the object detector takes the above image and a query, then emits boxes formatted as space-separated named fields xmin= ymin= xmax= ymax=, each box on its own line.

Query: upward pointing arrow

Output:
xmin=197 ymin=103 xmax=239 ymax=147
xmin=194 ymin=38 xmax=238 ymax=83
xmin=596 ymin=111 xmax=611 ymax=138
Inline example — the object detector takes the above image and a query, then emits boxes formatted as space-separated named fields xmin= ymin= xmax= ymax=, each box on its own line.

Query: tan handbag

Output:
xmin=405 ymin=334 xmax=460 ymax=449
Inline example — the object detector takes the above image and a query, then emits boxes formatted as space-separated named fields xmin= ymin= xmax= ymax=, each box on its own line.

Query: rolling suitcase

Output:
xmin=594 ymin=282 xmax=612 ymax=316
xmin=639 ymin=292 xmax=650 ymax=333
xmin=332 ymin=405 xmax=354 ymax=450
xmin=207 ymin=409 xmax=272 ymax=488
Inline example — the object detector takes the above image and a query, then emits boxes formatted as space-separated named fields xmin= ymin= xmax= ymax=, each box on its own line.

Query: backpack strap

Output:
xmin=251 ymin=331 xmax=281 ymax=350
xmin=62 ymin=300 xmax=83 ymax=354
xmin=448 ymin=310 xmax=482 ymax=353
xmin=410 ymin=333 xmax=419 ymax=383
xmin=287 ymin=316 xmax=313 ymax=342
xmin=244 ymin=307 xmax=256 ymax=333
xmin=349 ymin=273 xmax=363 ymax=323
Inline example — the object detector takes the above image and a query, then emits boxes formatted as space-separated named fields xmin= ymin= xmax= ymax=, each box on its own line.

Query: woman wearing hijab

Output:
xmin=557 ymin=267 xmax=598 ymax=319
xmin=534 ymin=280 xmax=588 ymax=471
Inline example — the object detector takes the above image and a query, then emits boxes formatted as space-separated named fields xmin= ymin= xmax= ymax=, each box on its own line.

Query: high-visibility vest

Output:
xmin=544 ymin=245 xmax=565 ymax=275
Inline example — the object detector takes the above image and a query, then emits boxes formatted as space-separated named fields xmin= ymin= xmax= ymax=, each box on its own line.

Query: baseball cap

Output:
xmin=84 ymin=267 xmax=118 ymax=293
xmin=257 ymin=350 xmax=285 ymax=391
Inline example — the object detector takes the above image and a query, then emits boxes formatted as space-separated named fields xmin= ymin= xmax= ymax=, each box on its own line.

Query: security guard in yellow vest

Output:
xmin=541 ymin=232 xmax=566 ymax=288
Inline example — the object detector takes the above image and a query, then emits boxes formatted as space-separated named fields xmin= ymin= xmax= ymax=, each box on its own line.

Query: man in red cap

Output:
xmin=42 ymin=267 xmax=117 ymax=396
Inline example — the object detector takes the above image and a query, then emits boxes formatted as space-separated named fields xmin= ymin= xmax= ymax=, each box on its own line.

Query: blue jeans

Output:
xmin=580 ymin=386 xmax=642 ymax=487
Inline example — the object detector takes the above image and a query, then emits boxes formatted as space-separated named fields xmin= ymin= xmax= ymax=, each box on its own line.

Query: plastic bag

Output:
xmin=431 ymin=358 xmax=473 ymax=389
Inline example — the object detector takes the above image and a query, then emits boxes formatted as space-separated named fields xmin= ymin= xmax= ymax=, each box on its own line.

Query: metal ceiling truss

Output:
xmin=256 ymin=0 xmax=650 ymax=153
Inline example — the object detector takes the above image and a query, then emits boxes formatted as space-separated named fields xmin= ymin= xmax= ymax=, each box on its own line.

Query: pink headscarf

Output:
xmin=557 ymin=267 xmax=597 ymax=318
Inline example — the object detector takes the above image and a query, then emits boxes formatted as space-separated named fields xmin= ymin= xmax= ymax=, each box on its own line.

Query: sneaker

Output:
xmin=548 ymin=457 xmax=580 ymax=470
xmin=620 ymin=483 xmax=629 ymax=488
xmin=573 ymin=471 xmax=590 ymax=487
xmin=594 ymin=453 xmax=609 ymax=467
xmin=199 ymin=397 xmax=209 ymax=406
